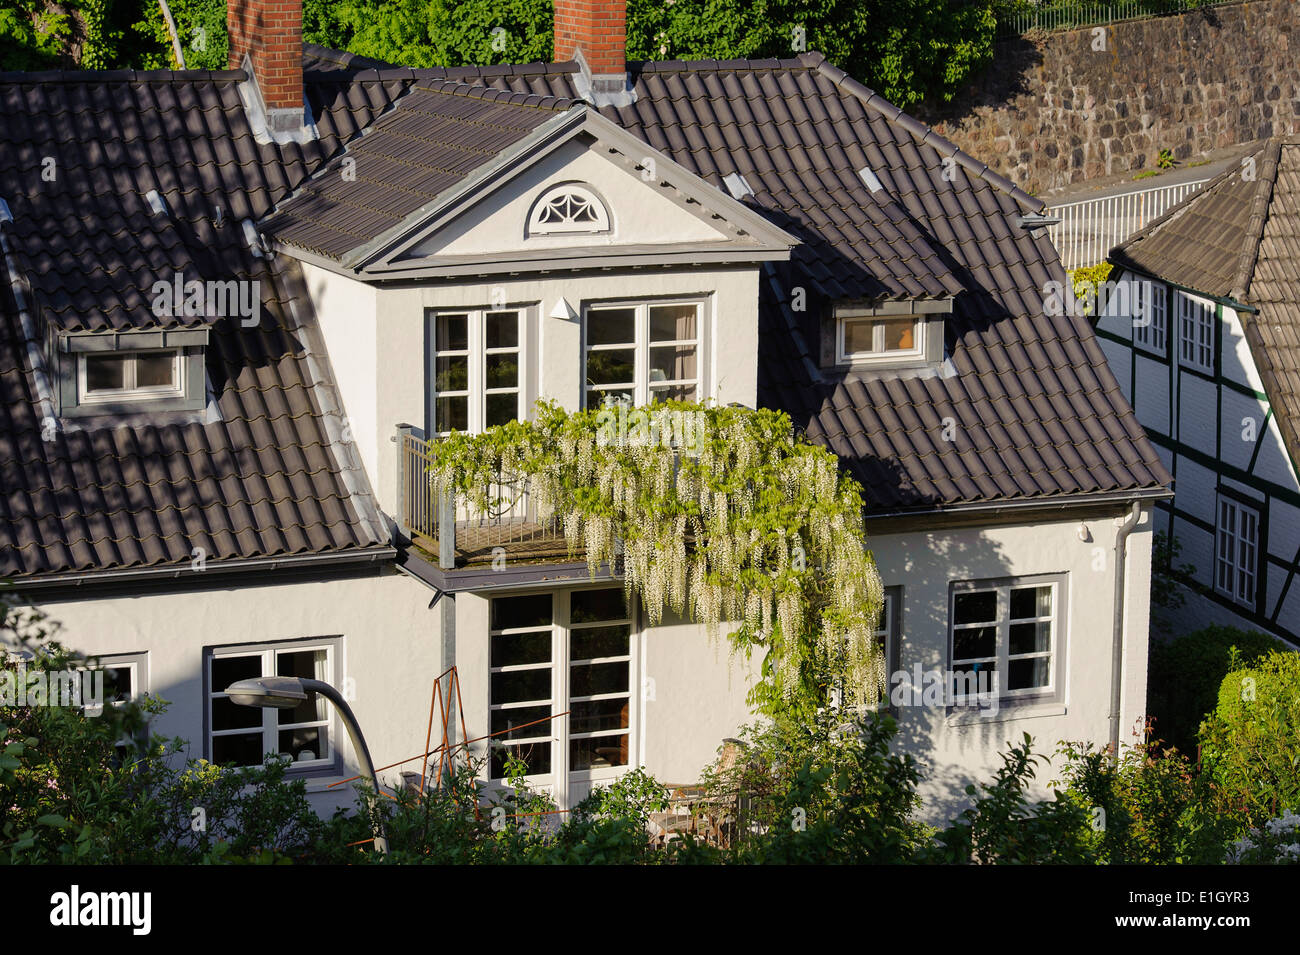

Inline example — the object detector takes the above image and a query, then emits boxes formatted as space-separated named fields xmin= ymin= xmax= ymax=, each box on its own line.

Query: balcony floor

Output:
xmin=412 ymin=520 xmax=579 ymax=569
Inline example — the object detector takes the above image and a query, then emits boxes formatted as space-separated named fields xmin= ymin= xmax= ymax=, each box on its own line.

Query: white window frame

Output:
xmin=583 ymin=299 xmax=702 ymax=408
xmin=1216 ymin=495 xmax=1260 ymax=608
xmin=487 ymin=586 xmax=639 ymax=807
xmin=77 ymin=349 xmax=183 ymax=403
xmin=205 ymin=639 xmax=340 ymax=773
xmin=949 ymin=576 xmax=1064 ymax=703
xmin=78 ymin=651 xmax=148 ymax=720
xmin=836 ymin=315 xmax=925 ymax=364
xmin=1175 ymin=291 xmax=1215 ymax=373
xmin=527 ymin=182 xmax=611 ymax=235
xmin=1131 ymin=278 xmax=1167 ymax=357
xmin=430 ymin=307 xmax=525 ymax=435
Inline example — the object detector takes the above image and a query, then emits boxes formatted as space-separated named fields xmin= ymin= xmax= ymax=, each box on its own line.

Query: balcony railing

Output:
xmin=393 ymin=424 xmax=573 ymax=570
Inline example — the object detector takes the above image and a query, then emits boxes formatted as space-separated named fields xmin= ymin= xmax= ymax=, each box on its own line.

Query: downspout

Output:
xmin=1108 ymin=501 xmax=1142 ymax=762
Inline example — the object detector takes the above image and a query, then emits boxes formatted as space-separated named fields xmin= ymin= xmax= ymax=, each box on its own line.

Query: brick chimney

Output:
xmin=228 ymin=0 xmax=309 ymax=137
xmin=554 ymin=0 xmax=634 ymax=106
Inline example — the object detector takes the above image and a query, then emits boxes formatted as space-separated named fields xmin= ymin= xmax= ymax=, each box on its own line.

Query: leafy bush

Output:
xmin=1 ymin=604 xmax=327 ymax=864
xmin=1067 ymin=262 xmax=1112 ymax=316
xmin=1053 ymin=731 xmax=1237 ymax=864
xmin=925 ymin=733 xmax=1097 ymax=864
xmin=1147 ymin=625 xmax=1282 ymax=757
xmin=694 ymin=709 xmax=928 ymax=864
xmin=1224 ymin=810 xmax=1300 ymax=864
xmin=1199 ymin=649 xmax=1300 ymax=824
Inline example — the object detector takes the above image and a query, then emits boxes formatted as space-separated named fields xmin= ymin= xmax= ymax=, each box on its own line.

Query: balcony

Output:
xmin=392 ymin=424 xmax=586 ymax=580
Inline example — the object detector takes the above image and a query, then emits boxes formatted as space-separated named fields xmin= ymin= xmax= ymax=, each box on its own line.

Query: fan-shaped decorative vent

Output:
xmin=527 ymin=183 xmax=610 ymax=235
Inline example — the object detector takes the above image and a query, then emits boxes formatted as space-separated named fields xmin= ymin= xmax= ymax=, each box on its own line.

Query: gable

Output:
xmin=400 ymin=137 xmax=731 ymax=261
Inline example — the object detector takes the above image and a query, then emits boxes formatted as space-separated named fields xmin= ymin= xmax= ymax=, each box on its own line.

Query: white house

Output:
xmin=0 ymin=0 xmax=1170 ymax=823
xmin=1097 ymin=137 xmax=1300 ymax=648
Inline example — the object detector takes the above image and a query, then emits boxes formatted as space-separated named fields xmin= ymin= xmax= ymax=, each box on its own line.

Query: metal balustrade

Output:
xmin=1047 ymin=177 xmax=1210 ymax=270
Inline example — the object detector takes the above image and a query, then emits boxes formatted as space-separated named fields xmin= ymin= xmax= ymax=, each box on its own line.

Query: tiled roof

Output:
xmin=1110 ymin=145 xmax=1269 ymax=300
xmin=0 ymin=71 xmax=389 ymax=581
xmin=1247 ymin=143 xmax=1300 ymax=479
xmin=264 ymin=80 xmax=575 ymax=262
xmin=1110 ymin=138 xmax=1300 ymax=479
xmin=310 ymin=49 xmax=1168 ymax=511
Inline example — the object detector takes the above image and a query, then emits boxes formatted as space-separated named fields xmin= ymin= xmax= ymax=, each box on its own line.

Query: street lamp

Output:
xmin=224 ymin=676 xmax=388 ymax=854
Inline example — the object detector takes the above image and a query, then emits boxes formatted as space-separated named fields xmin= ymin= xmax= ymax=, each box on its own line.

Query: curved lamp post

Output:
xmin=224 ymin=676 xmax=388 ymax=854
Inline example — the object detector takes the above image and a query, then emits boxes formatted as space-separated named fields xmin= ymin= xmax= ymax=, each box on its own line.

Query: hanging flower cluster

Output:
xmin=428 ymin=400 xmax=885 ymax=714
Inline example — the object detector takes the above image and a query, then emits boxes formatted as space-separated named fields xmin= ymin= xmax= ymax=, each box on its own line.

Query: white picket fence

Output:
xmin=1047 ymin=178 xmax=1211 ymax=271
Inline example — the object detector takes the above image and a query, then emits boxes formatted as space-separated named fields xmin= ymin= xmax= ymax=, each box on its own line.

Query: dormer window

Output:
xmin=824 ymin=300 xmax=951 ymax=372
xmin=838 ymin=316 xmax=925 ymax=363
xmin=47 ymin=330 xmax=208 ymax=418
xmin=527 ymin=183 xmax=610 ymax=235
xmin=79 ymin=350 xmax=184 ymax=403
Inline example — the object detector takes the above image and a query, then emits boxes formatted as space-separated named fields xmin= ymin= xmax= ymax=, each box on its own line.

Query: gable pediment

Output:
xmin=345 ymin=109 xmax=796 ymax=279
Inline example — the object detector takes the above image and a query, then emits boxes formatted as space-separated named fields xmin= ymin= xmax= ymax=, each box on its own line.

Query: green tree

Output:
xmin=133 ymin=0 xmax=229 ymax=69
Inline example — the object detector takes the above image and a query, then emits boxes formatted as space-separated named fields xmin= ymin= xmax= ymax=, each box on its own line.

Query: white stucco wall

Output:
xmin=449 ymin=587 xmax=761 ymax=809
xmin=17 ymin=568 xmax=441 ymax=818
xmin=13 ymin=501 xmax=1156 ymax=827
xmin=364 ymin=268 xmax=760 ymax=517
xmin=301 ymin=262 xmax=381 ymax=495
xmin=864 ymin=508 xmax=1154 ymax=822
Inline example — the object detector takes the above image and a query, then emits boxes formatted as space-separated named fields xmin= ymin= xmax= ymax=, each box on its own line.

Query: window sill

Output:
xmin=945 ymin=701 xmax=1066 ymax=727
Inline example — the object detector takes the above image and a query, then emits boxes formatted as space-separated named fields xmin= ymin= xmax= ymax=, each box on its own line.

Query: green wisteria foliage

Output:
xmin=428 ymin=400 xmax=885 ymax=716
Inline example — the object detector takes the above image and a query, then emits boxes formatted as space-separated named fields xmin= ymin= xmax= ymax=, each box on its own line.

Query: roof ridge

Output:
xmin=0 ymin=68 xmax=246 ymax=85
xmin=804 ymin=55 xmax=1044 ymax=213
xmin=1234 ymin=137 xmax=1283 ymax=302
xmin=411 ymin=77 xmax=574 ymax=111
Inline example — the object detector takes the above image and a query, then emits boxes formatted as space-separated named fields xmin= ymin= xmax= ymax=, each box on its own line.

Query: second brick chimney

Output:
xmin=228 ymin=0 xmax=312 ymax=139
xmin=554 ymin=0 xmax=634 ymax=106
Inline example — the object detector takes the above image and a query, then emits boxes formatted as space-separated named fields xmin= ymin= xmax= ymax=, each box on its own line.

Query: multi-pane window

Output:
xmin=1131 ymin=278 xmax=1167 ymax=356
xmin=489 ymin=588 xmax=634 ymax=783
xmin=950 ymin=579 xmax=1059 ymax=700
xmin=837 ymin=316 xmax=923 ymax=363
xmin=527 ymin=183 xmax=610 ymax=235
xmin=584 ymin=301 xmax=699 ymax=408
xmin=78 ymin=350 xmax=182 ymax=402
xmin=1216 ymin=496 xmax=1259 ymax=607
xmin=206 ymin=641 xmax=336 ymax=770
xmin=1176 ymin=291 xmax=1215 ymax=373
xmin=430 ymin=308 xmax=522 ymax=434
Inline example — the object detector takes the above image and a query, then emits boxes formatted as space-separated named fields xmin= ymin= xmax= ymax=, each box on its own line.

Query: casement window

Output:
xmin=78 ymin=349 xmax=183 ymax=403
xmin=51 ymin=332 xmax=207 ymax=418
xmin=1131 ymin=278 xmax=1167 ymax=356
xmin=205 ymin=639 xmax=340 ymax=771
xmin=950 ymin=577 xmax=1063 ymax=701
xmin=78 ymin=651 xmax=147 ymax=718
xmin=836 ymin=315 xmax=924 ymax=364
xmin=1175 ymin=291 xmax=1215 ymax=373
xmin=1216 ymin=496 xmax=1260 ymax=607
xmin=527 ymin=183 xmax=611 ymax=235
xmin=430 ymin=308 xmax=523 ymax=435
xmin=489 ymin=587 xmax=635 ymax=791
xmin=584 ymin=301 xmax=700 ymax=408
